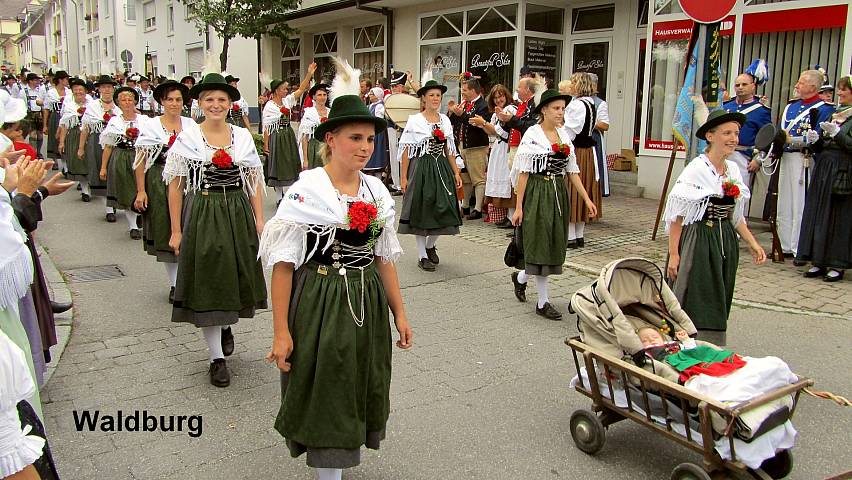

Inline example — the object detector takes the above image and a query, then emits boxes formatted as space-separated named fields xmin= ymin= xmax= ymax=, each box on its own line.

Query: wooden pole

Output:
xmin=651 ymin=139 xmax=680 ymax=241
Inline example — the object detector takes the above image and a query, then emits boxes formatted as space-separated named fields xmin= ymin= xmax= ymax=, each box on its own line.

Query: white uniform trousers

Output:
xmin=777 ymin=151 xmax=809 ymax=255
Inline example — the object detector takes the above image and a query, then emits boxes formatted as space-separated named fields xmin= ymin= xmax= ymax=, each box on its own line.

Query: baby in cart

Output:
xmin=636 ymin=327 xmax=747 ymax=384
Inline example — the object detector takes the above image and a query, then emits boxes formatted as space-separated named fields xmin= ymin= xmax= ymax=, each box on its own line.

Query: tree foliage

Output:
xmin=179 ymin=0 xmax=300 ymax=71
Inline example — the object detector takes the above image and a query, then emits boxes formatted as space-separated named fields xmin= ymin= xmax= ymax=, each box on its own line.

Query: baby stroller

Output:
xmin=565 ymin=258 xmax=812 ymax=480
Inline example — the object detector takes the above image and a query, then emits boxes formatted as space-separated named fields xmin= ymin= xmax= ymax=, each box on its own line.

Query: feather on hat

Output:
xmin=744 ymin=59 xmax=769 ymax=86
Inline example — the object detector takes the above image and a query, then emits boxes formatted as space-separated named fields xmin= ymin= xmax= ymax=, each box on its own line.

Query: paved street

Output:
xmin=36 ymin=189 xmax=851 ymax=480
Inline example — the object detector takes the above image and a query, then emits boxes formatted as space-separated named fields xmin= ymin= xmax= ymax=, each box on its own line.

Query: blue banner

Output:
xmin=671 ymin=40 xmax=698 ymax=152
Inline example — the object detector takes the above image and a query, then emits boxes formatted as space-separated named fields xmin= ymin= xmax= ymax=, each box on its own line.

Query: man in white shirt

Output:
xmin=21 ymin=73 xmax=45 ymax=157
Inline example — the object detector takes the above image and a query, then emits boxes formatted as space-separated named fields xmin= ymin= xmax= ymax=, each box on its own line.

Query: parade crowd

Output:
xmin=1 ymin=55 xmax=850 ymax=479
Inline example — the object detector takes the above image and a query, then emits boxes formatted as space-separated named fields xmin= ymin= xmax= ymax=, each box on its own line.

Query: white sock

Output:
xmin=568 ymin=223 xmax=576 ymax=241
xmin=56 ymin=157 xmax=65 ymax=171
xmin=507 ymin=207 xmax=515 ymax=218
xmin=576 ymin=222 xmax=586 ymax=239
xmin=536 ymin=276 xmax=549 ymax=308
xmin=201 ymin=326 xmax=224 ymax=362
xmin=164 ymin=263 xmax=178 ymax=287
xmin=125 ymin=210 xmax=139 ymax=230
xmin=104 ymin=198 xmax=114 ymax=214
xmin=416 ymin=235 xmax=427 ymax=259
xmin=80 ymin=180 xmax=91 ymax=195
xmin=275 ymin=186 xmax=285 ymax=201
xmin=316 ymin=468 xmax=342 ymax=480
xmin=425 ymin=235 xmax=437 ymax=249
xmin=516 ymin=270 xmax=528 ymax=284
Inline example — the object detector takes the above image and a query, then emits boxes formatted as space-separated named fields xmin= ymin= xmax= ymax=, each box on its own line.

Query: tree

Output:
xmin=179 ymin=0 xmax=299 ymax=72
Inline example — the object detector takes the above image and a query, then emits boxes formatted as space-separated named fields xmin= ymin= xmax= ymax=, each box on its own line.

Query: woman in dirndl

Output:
xmin=133 ymin=80 xmax=200 ymax=303
xmin=298 ymin=83 xmax=330 ymax=170
xmin=509 ymin=89 xmax=598 ymax=321
xmin=44 ymin=71 xmax=70 ymax=170
xmin=79 ymin=75 xmax=121 ymax=208
xmin=398 ymin=77 xmax=463 ymax=272
xmin=99 ymin=86 xmax=142 ymax=239
xmin=563 ymin=72 xmax=602 ymax=248
xmin=478 ymin=83 xmax=516 ymax=228
xmin=664 ymin=110 xmax=766 ymax=345
xmin=164 ymin=73 xmax=267 ymax=388
xmin=225 ymin=75 xmax=251 ymax=129
xmin=260 ymin=57 xmax=411 ymax=480
xmin=364 ymin=87 xmax=389 ymax=178
xmin=262 ymin=63 xmax=317 ymax=202
xmin=57 ymin=78 xmax=89 ymax=192
xmin=797 ymin=75 xmax=852 ymax=282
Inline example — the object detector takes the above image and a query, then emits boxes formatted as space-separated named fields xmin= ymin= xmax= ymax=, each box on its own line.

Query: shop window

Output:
xmin=467 ymin=5 xmax=517 ymax=35
xmin=354 ymin=25 xmax=384 ymax=50
xmin=281 ymin=59 xmax=300 ymax=87
xmin=653 ymin=0 xmax=682 ymax=15
xmin=466 ymin=36 xmax=515 ymax=92
xmin=420 ymin=42 xmax=462 ymax=109
xmin=572 ymin=41 xmax=609 ymax=100
xmin=420 ymin=13 xmax=463 ymax=40
xmin=525 ymin=4 xmax=563 ymax=34
xmin=282 ymin=38 xmax=300 ymax=59
xmin=354 ymin=51 xmax=385 ymax=84
xmin=571 ymin=5 xmax=615 ymax=33
xmin=523 ymin=37 xmax=562 ymax=86
xmin=638 ymin=0 xmax=648 ymax=27
xmin=314 ymin=33 xmax=337 ymax=55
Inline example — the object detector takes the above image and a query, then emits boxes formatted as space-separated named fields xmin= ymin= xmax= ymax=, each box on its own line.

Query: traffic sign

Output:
xmin=678 ymin=0 xmax=736 ymax=24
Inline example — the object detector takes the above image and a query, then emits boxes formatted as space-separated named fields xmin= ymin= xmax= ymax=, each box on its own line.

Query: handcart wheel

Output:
xmin=670 ymin=463 xmax=712 ymax=480
xmin=569 ymin=409 xmax=606 ymax=455
xmin=755 ymin=450 xmax=793 ymax=479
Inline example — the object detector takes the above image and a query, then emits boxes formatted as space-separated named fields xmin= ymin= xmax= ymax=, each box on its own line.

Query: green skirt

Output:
xmin=276 ymin=261 xmax=391 ymax=468
xmin=306 ymin=137 xmax=324 ymax=169
xmin=106 ymin=147 xmax=137 ymax=210
xmin=398 ymin=153 xmax=462 ymax=236
xmin=267 ymin=127 xmax=300 ymax=187
xmin=142 ymin=162 xmax=176 ymax=263
xmin=0 ymin=307 xmax=42 ymax=419
xmin=519 ymin=174 xmax=569 ymax=276
xmin=46 ymin=111 xmax=60 ymax=156
xmin=171 ymin=190 xmax=268 ymax=327
xmin=670 ymin=219 xmax=739 ymax=333
xmin=64 ymin=126 xmax=87 ymax=181
xmin=86 ymin=132 xmax=108 ymax=196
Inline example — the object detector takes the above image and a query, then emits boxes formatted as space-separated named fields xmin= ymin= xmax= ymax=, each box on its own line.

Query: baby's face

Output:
xmin=639 ymin=329 xmax=665 ymax=347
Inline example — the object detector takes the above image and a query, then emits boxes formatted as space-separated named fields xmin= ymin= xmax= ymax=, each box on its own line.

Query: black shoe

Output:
xmin=168 ymin=287 xmax=175 ymax=304
xmin=567 ymin=240 xmax=579 ymax=249
xmin=792 ymin=259 xmax=807 ymax=267
xmin=803 ymin=266 xmax=825 ymax=278
xmin=783 ymin=252 xmax=794 ymax=259
xmin=76 ymin=183 xmax=82 ymax=191
xmin=467 ymin=210 xmax=483 ymax=220
xmin=50 ymin=301 xmax=72 ymax=314
xmin=824 ymin=270 xmax=844 ymax=282
xmin=51 ymin=163 xmax=59 ymax=170
xmin=129 ymin=228 xmax=141 ymax=240
xmin=462 ymin=207 xmax=470 ymax=216
xmin=221 ymin=327 xmax=234 ymax=356
xmin=209 ymin=359 xmax=230 ymax=387
xmin=576 ymin=237 xmax=585 ymax=248
xmin=495 ymin=218 xmax=513 ymax=229
xmin=425 ymin=247 xmax=440 ymax=265
xmin=536 ymin=302 xmax=563 ymax=320
xmin=417 ymin=258 xmax=436 ymax=272
xmin=511 ymin=272 xmax=527 ymax=303
xmin=106 ymin=212 xmax=116 ymax=223
xmin=390 ymin=188 xmax=403 ymax=196
xmin=81 ymin=193 xmax=91 ymax=202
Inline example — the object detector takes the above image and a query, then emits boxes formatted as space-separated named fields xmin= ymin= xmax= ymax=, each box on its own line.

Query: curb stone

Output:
xmin=37 ymin=243 xmax=73 ymax=386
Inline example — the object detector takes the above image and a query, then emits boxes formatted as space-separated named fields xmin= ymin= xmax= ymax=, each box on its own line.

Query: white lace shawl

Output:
xmin=297 ymin=106 xmax=328 ymax=143
xmin=663 ymin=155 xmax=750 ymax=233
xmin=259 ymin=168 xmax=403 ymax=270
xmin=58 ymin=96 xmax=87 ymax=129
xmin=397 ymin=112 xmax=458 ymax=161
xmin=0 ymin=168 xmax=33 ymax=310
xmin=44 ymin=86 xmax=69 ymax=111
xmin=262 ymin=94 xmax=296 ymax=134
xmin=81 ymin=100 xmax=121 ymax=134
xmin=134 ymin=116 xmax=201 ymax=171
xmin=0 ymin=330 xmax=45 ymax=477
xmin=99 ymin=114 xmax=139 ymax=147
xmin=162 ymin=124 xmax=264 ymax=196
xmin=510 ymin=124 xmax=580 ymax=186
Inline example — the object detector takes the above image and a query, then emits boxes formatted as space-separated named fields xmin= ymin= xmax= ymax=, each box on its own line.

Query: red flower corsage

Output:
xmin=722 ymin=179 xmax=741 ymax=200
xmin=432 ymin=128 xmax=446 ymax=142
xmin=125 ymin=127 xmax=139 ymax=140
xmin=551 ymin=143 xmax=571 ymax=156
xmin=463 ymin=71 xmax=474 ymax=80
xmin=347 ymin=200 xmax=379 ymax=234
xmin=103 ymin=112 xmax=113 ymax=122
xmin=280 ymin=106 xmax=290 ymax=116
xmin=232 ymin=104 xmax=240 ymax=111
xmin=77 ymin=106 xmax=86 ymax=115
xmin=167 ymin=132 xmax=177 ymax=148
xmin=211 ymin=148 xmax=233 ymax=169
xmin=320 ymin=117 xmax=328 ymax=123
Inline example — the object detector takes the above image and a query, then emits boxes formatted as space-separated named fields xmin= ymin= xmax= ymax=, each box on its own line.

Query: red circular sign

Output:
xmin=678 ymin=0 xmax=736 ymax=24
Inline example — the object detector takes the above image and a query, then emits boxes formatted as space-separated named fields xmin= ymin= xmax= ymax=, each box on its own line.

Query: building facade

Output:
xmin=262 ymin=0 xmax=851 ymax=201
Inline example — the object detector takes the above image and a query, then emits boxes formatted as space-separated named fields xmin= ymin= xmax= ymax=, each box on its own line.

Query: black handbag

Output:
xmin=504 ymin=227 xmax=524 ymax=267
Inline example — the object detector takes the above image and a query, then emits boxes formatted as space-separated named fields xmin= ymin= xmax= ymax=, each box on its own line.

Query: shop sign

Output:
xmin=652 ymin=17 xmax=735 ymax=41
xmin=572 ymin=41 xmax=609 ymax=99
xmin=469 ymin=52 xmax=511 ymax=71
xmin=524 ymin=37 xmax=560 ymax=80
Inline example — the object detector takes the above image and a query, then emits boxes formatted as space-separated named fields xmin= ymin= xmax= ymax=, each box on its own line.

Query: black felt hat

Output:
xmin=532 ymin=89 xmax=571 ymax=114
xmin=68 ymin=78 xmax=87 ymax=89
xmin=180 ymin=75 xmax=196 ymax=86
xmin=695 ymin=110 xmax=747 ymax=141
xmin=115 ymin=86 xmax=140 ymax=103
xmin=309 ymin=83 xmax=330 ymax=97
xmin=189 ymin=73 xmax=240 ymax=101
xmin=224 ymin=75 xmax=240 ymax=83
xmin=25 ymin=73 xmax=40 ymax=82
xmin=94 ymin=74 xmax=117 ymax=86
xmin=417 ymin=80 xmax=447 ymax=97
xmin=154 ymin=79 xmax=190 ymax=103
xmin=313 ymin=94 xmax=387 ymax=142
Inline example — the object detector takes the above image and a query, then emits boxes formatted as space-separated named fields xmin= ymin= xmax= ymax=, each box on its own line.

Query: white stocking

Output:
xmin=507 ymin=207 xmax=515 ymax=218
xmin=164 ymin=263 xmax=178 ymax=287
xmin=125 ymin=210 xmax=139 ymax=230
xmin=79 ymin=180 xmax=91 ymax=195
xmin=425 ymin=235 xmax=437 ymax=249
xmin=275 ymin=186 xmax=285 ymax=201
xmin=201 ymin=326 xmax=224 ymax=362
xmin=315 ymin=468 xmax=342 ymax=480
xmin=536 ymin=276 xmax=549 ymax=308
xmin=516 ymin=270 xmax=528 ymax=284
xmin=567 ymin=223 xmax=577 ymax=241
xmin=416 ymin=235 xmax=427 ymax=259
xmin=104 ymin=197 xmax=114 ymax=214
xmin=575 ymin=222 xmax=586 ymax=239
